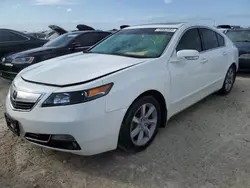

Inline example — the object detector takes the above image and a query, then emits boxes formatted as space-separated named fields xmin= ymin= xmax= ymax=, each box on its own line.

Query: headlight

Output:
xmin=12 ymin=57 xmax=35 ymax=64
xmin=42 ymin=83 xmax=113 ymax=107
xmin=240 ymin=54 xmax=250 ymax=59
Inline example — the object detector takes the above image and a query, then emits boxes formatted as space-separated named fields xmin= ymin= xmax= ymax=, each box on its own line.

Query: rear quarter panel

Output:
xmin=224 ymin=35 xmax=239 ymax=71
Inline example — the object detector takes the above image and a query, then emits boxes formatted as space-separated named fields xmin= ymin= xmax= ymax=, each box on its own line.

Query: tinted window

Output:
xmin=176 ymin=28 xmax=202 ymax=52
xmin=76 ymin=33 xmax=105 ymax=46
xmin=0 ymin=30 xmax=10 ymax=42
xmin=44 ymin=33 xmax=80 ymax=47
xmin=199 ymin=28 xmax=219 ymax=50
xmin=0 ymin=30 xmax=27 ymax=42
xmin=216 ymin=33 xmax=225 ymax=46
xmin=10 ymin=32 xmax=28 ymax=41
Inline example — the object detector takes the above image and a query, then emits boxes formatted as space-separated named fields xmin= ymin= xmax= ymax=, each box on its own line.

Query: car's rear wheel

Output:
xmin=118 ymin=96 xmax=161 ymax=152
xmin=218 ymin=65 xmax=236 ymax=95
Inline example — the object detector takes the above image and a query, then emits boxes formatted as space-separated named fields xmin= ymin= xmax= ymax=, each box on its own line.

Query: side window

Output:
xmin=75 ymin=33 xmax=104 ymax=47
xmin=10 ymin=32 xmax=28 ymax=41
xmin=216 ymin=33 xmax=225 ymax=47
xmin=0 ymin=30 xmax=27 ymax=42
xmin=199 ymin=28 xmax=219 ymax=50
xmin=176 ymin=28 xmax=202 ymax=52
xmin=0 ymin=30 xmax=12 ymax=42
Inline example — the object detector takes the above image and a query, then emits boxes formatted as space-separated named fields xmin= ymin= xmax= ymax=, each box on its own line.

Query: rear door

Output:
xmin=199 ymin=28 xmax=227 ymax=85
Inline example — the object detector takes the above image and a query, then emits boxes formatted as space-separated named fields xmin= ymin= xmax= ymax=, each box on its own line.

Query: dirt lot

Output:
xmin=1 ymin=76 xmax=250 ymax=188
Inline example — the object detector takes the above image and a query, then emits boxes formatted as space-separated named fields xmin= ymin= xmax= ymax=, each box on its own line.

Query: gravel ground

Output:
xmin=1 ymin=76 xmax=250 ymax=188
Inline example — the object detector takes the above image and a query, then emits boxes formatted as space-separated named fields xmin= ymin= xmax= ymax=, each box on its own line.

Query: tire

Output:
xmin=218 ymin=65 xmax=236 ymax=95
xmin=118 ymin=96 xmax=161 ymax=153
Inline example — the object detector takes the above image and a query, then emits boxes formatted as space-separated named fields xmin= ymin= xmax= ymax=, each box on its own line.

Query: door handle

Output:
xmin=222 ymin=52 xmax=228 ymax=56
xmin=201 ymin=58 xmax=208 ymax=64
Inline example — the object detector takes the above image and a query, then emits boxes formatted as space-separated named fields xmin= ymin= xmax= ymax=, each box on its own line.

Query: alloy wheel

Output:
xmin=130 ymin=103 xmax=158 ymax=146
xmin=225 ymin=67 xmax=235 ymax=92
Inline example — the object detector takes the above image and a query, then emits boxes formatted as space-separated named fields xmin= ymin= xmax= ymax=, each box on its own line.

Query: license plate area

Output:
xmin=4 ymin=113 xmax=20 ymax=136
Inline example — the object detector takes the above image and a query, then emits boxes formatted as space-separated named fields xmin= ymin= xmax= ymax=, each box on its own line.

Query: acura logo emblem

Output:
xmin=12 ymin=90 xmax=17 ymax=100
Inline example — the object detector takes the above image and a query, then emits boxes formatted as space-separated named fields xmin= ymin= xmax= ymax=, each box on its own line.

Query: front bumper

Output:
xmin=5 ymin=88 xmax=127 ymax=156
xmin=0 ymin=62 xmax=29 ymax=80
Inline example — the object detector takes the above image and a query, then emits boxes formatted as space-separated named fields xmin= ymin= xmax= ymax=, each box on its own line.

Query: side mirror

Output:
xmin=177 ymin=50 xmax=200 ymax=60
xmin=69 ymin=42 xmax=82 ymax=50
xmin=83 ymin=48 xmax=90 ymax=53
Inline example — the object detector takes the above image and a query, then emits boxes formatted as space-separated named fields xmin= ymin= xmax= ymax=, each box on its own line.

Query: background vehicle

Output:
xmin=44 ymin=25 xmax=68 ymax=40
xmin=25 ymin=32 xmax=47 ymax=40
xmin=5 ymin=23 xmax=238 ymax=156
xmin=43 ymin=24 xmax=95 ymax=40
xmin=108 ymin=25 xmax=130 ymax=32
xmin=0 ymin=29 xmax=47 ymax=59
xmin=0 ymin=30 xmax=111 ymax=79
xmin=217 ymin=25 xmax=232 ymax=33
xmin=225 ymin=29 xmax=250 ymax=70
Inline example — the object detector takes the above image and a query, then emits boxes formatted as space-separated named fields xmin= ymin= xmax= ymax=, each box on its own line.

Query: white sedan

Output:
xmin=5 ymin=23 xmax=238 ymax=155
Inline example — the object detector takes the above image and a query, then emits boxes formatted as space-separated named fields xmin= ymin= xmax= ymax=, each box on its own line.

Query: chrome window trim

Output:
xmin=172 ymin=26 xmax=226 ymax=57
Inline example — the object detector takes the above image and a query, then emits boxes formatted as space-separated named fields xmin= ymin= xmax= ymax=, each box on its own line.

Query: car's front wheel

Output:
xmin=118 ymin=96 xmax=161 ymax=152
xmin=218 ymin=65 xmax=236 ymax=95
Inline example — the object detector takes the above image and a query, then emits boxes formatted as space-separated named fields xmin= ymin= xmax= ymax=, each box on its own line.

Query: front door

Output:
xmin=168 ymin=28 xmax=209 ymax=115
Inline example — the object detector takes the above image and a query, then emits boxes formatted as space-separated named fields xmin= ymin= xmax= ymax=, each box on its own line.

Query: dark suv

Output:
xmin=0 ymin=30 xmax=111 ymax=79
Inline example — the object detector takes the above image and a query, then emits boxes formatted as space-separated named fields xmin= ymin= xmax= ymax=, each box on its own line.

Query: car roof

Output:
xmin=124 ymin=22 xmax=186 ymax=29
xmin=226 ymin=28 xmax=250 ymax=31
xmin=68 ymin=30 xmax=112 ymax=35
xmin=0 ymin=28 xmax=37 ymax=39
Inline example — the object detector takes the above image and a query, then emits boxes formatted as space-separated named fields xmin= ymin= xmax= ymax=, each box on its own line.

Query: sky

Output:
xmin=0 ymin=0 xmax=249 ymax=32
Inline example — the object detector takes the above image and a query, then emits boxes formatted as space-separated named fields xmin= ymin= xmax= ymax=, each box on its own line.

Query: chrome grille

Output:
xmin=9 ymin=84 xmax=42 ymax=111
xmin=10 ymin=97 xmax=35 ymax=110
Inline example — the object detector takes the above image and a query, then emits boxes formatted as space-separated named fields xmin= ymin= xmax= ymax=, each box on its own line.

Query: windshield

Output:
xmin=226 ymin=30 xmax=250 ymax=42
xmin=89 ymin=28 xmax=175 ymax=58
xmin=47 ymin=32 xmax=59 ymax=40
xmin=44 ymin=33 xmax=80 ymax=47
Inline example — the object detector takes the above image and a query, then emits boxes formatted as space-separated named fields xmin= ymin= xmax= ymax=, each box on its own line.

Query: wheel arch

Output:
xmin=123 ymin=90 xmax=168 ymax=128
xmin=231 ymin=62 xmax=237 ymax=71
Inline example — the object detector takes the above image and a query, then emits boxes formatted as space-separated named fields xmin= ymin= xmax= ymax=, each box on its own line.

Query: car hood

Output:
xmin=21 ymin=53 xmax=148 ymax=87
xmin=7 ymin=47 xmax=56 ymax=60
xmin=76 ymin=24 xmax=95 ymax=31
xmin=48 ymin=25 xmax=68 ymax=35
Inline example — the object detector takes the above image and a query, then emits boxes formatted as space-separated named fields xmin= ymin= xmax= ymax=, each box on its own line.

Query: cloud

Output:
xmin=66 ymin=8 xmax=72 ymax=12
xmin=164 ymin=0 xmax=172 ymax=4
xmin=33 ymin=0 xmax=77 ymax=5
